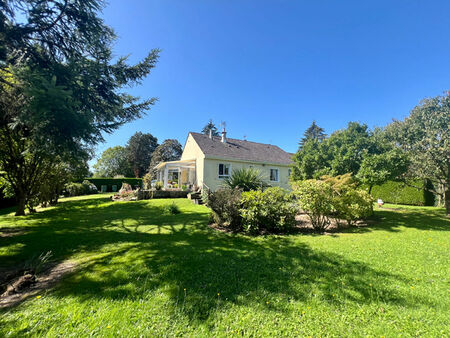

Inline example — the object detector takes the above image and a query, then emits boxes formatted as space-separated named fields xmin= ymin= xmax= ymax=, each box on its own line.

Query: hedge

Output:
xmin=369 ymin=180 xmax=435 ymax=206
xmin=83 ymin=178 xmax=143 ymax=192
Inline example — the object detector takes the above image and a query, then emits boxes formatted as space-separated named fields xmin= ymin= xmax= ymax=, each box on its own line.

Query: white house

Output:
xmin=155 ymin=129 xmax=294 ymax=191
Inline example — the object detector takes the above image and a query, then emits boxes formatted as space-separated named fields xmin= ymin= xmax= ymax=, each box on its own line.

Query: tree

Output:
xmin=299 ymin=121 xmax=326 ymax=148
xmin=127 ymin=132 xmax=159 ymax=178
xmin=291 ymin=139 xmax=330 ymax=180
xmin=386 ymin=93 xmax=450 ymax=214
xmin=148 ymin=139 xmax=182 ymax=178
xmin=356 ymin=149 xmax=409 ymax=194
xmin=0 ymin=1 xmax=159 ymax=215
xmin=293 ymin=122 xmax=375 ymax=180
xmin=202 ymin=119 xmax=219 ymax=136
xmin=93 ymin=146 xmax=133 ymax=177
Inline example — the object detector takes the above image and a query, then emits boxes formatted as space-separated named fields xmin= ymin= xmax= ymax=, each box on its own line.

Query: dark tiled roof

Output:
xmin=190 ymin=132 xmax=294 ymax=165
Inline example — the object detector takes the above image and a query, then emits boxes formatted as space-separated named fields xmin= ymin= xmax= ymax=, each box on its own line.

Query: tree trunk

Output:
xmin=368 ymin=185 xmax=373 ymax=195
xmin=445 ymin=188 xmax=450 ymax=216
xmin=15 ymin=194 xmax=26 ymax=216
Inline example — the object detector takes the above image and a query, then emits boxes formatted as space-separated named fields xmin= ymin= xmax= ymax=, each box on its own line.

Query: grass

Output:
xmin=0 ymin=194 xmax=449 ymax=336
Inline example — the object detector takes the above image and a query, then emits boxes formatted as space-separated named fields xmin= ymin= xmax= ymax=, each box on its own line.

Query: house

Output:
xmin=155 ymin=128 xmax=294 ymax=191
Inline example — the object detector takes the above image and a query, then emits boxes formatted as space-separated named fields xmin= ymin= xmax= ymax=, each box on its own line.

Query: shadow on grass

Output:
xmin=0 ymin=196 xmax=440 ymax=321
xmin=340 ymin=207 xmax=449 ymax=234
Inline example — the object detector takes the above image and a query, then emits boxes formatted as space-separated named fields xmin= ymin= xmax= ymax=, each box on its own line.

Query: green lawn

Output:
xmin=0 ymin=195 xmax=449 ymax=336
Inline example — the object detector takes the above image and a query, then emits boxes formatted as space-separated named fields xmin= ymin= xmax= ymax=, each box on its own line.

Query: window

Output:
xmin=218 ymin=163 xmax=231 ymax=178
xmin=270 ymin=168 xmax=279 ymax=182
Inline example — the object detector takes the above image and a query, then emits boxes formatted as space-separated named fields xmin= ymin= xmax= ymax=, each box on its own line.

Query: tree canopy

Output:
xmin=148 ymin=139 xmax=183 ymax=178
xmin=0 ymin=0 xmax=159 ymax=215
xmin=93 ymin=146 xmax=133 ymax=178
xmin=202 ymin=119 xmax=219 ymax=136
xmin=299 ymin=121 xmax=326 ymax=148
xmin=127 ymin=132 xmax=159 ymax=178
xmin=386 ymin=93 xmax=450 ymax=214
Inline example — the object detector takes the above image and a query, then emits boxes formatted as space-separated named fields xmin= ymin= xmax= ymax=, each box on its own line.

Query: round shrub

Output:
xmin=206 ymin=188 xmax=242 ymax=230
xmin=292 ymin=180 xmax=334 ymax=231
xmin=240 ymin=187 xmax=298 ymax=233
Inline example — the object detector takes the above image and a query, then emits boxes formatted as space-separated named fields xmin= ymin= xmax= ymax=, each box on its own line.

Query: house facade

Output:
xmin=155 ymin=129 xmax=294 ymax=191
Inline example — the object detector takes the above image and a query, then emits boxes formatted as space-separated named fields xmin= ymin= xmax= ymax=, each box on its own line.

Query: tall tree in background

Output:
xmin=0 ymin=0 xmax=159 ymax=215
xmin=299 ymin=121 xmax=326 ymax=148
xmin=202 ymin=119 xmax=219 ymax=136
xmin=127 ymin=132 xmax=158 ymax=178
xmin=93 ymin=146 xmax=133 ymax=177
xmin=148 ymin=139 xmax=183 ymax=178
xmin=386 ymin=93 xmax=450 ymax=214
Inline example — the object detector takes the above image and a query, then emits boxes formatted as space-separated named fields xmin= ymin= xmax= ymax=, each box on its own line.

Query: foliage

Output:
xmin=222 ymin=167 xmax=266 ymax=191
xmin=323 ymin=174 xmax=373 ymax=226
xmin=292 ymin=179 xmax=334 ymax=231
xmin=0 ymin=0 xmax=159 ymax=215
xmin=143 ymin=173 xmax=153 ymax=189
xmin=369 ymin=180 xmax=435 ymax=206
xmin=155 ymin=181 xmax=164 ymax=190
xmin=240 ymin=187 xmax=298 ymax=233
xmin=166 ymin=202 xmax=181 ymax=215
xmin=201 ymin=119 xmax=219 ymax=136
xmin=299 ymin=121 xmax=326 ymax=148
xmin=206 ymin=188 xmax=242 ymax=229
xmin=293 ymin=122 xmax=375 ymax=180
xmin=83 ymin=178 xmax=142 ymax=192
xmin=293 ymin=175 xmax=374 ymax=229
xmin=93 ymin=146 xmax=133 ymax=178
xmin=385 ymin=93 xmax=450 ymax=214
xmin=147 ymin=139 xmax=182 ymax=178
xmin=64 ymin=181 xmax=98 ymax=197
xmin=356 ymin=149 xmax=409 ymax=193
xmin=126 ymin=132 xmax=159 ymax=178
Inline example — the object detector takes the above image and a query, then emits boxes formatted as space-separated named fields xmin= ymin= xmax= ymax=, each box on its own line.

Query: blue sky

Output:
xmin=94 ymin=0 xmax=450 ymax=163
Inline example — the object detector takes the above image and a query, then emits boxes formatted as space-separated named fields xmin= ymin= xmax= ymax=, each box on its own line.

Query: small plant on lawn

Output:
xmin=292 ymin=179 xmax=334 ymax=231
xmin=240 ymin=187 xmax=298 ymax=233
xmin=222 ymin=167 xmax=267 ymax=191
xmin=166 ymin=202 xmax=181 ymax=214
xmin=206 ymin=188 xmax=242 ymax=230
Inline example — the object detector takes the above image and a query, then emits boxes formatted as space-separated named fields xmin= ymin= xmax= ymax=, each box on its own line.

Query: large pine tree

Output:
xmin=201 ymin=119 xmax=219 ymax=136
xmin=299 ymin=121 xmax=326 ymax=148
xmin=0 ymin=0 xmax=159 ymax=215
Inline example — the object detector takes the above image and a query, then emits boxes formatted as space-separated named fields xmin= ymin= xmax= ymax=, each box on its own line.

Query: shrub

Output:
xmin=222 ymin=167 xmax=266 ymax=191
xmin=206 ymin=188 xmax=242 ymax=229
xmin=143 ymin=173 xmax=152 ymax=189
xmin=155 ymin=181 xmax=163 ymax=190
xmin=240 ymin=187 xmax=298 ymax=233
xmin=332 ymin=188 xmax=373 ymax=226
xmin=64 ymin=180 xmax=98 ymax=197
xmin=292 ymin=180 xmax=334 ymax=231
xmin=82 ymin=178 xmax=142 ymax=192
xmin=166 ymin=202 xmax=181 ymax=214
xmin=369 ymin=180 xmax=434 ymax=206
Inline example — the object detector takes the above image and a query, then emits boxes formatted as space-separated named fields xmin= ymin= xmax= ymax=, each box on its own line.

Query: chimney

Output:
xmin=209 ymin=128 xmax=212 ymax=139
xmin=221 ymin=127 xmax=227 ymax=143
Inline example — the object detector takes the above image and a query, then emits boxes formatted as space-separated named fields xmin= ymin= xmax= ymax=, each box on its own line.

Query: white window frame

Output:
xmin=269 ymin=168 xmax=279 ymax=182
xmin=218 ymin=163 xmax=231 ymax=179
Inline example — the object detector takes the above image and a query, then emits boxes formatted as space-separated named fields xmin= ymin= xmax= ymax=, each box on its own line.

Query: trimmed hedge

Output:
xmin=369 ymin=180 xmax=434 ymax=206
xmin=83 ymin=178 xmax=143 ymax=192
